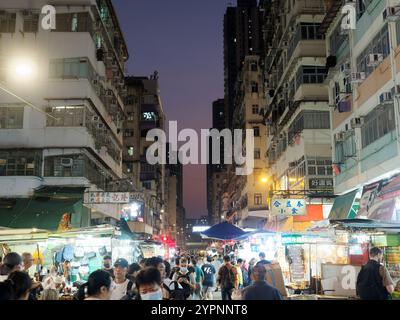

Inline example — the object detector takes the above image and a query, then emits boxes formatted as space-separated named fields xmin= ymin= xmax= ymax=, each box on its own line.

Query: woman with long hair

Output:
xmin=77 ymin=270 xmax=113 ymax=300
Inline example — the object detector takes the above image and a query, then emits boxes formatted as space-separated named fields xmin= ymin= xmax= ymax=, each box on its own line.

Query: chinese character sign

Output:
xmin=86 ymin=192 xmax=130 ymax=204
xmin=271 ymin=199 xmax=306 ymax=216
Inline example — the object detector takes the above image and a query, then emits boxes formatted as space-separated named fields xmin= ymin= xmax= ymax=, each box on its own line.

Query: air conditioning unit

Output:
xmin=98 ymin=123 xmax=105 ymax=129
xmin=92 ymin=79 xmax=98 ymax=86
xmin=279 ymin=133 xmax=285 ymax=139
xmin=367 ymin=54 xmax=384 ymax=67
xmin=350 ymin=72 xmax=366 ymax=83
xmin=383 ymin=6 xmax=400 ymax=21
xmin=92 ymin=116 xmax=99 ymax=122
xmin=335 ymin=132 xmax=345 ymax=142
xmin=61 ymin=158 xmax=73 ymax=167
xmin=282 ymin=41 xmax=289 ymax=47
xmin=350 ymin=117 xmax=364 ymax=129
xmin=340 ymin=62 xmax=351 ymax=74
xmin=379 ymin=91 xmax=393 ymax=104
xmin=106 ymin=90 xmax=113 ymax=97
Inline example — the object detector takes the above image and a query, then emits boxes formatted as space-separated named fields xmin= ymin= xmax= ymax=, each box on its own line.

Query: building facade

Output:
xmin=0 ymin=0 xmax=129 ymax=229
xmin=321 ymin=0 xmax=400 ymax=222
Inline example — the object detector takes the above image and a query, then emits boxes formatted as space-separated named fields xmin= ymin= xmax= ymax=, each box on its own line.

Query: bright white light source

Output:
xmin=130 ymin=202 xmax=141 ymax=218
xmin=9 ymin=57 xmax=37 ymax=81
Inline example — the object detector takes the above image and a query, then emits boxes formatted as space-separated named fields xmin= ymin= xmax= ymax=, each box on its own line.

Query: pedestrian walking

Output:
xmin=256 ymin=252 xmax=272 ymax=267
xmin=235 ymin=259 xmax=244 ymax=289
xmin=201 ymin=256 xmax=216 ymax=300
xmin=217 ymin=255 xmax=237 ymax=300
xmin=192 ymin=258 xmax=204 ymax=300
xmin=172 ymin=257 xmax=196 ymax=300
xmin=242 ymin=265 xmax=283 ymax=300
xmin=356 ymin=247 xmax=395 ymax=300
xmin=110 ymin=258 xmax=134 ymax=300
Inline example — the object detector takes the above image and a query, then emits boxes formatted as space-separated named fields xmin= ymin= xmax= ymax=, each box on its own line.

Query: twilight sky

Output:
xmin=113 ymin=0 xmax=228 ymax=219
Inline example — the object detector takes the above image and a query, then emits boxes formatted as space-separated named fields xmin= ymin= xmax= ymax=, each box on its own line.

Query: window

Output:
xmin=46 ymin=106 xmax=85 ymax=127
xmin=49 ymin=58 xmax=91 ymax=79
xmin=125 ymin=95 xmax=136 ymax=105
xmin=335 ymin=131 xmax=356 ymax=164
xmin=254 ymin=148 xmax=261 ymax=159
xmin=251 ymin=82 xmax=259 ymax=93
xmin=330 ymin=22 xmax=347 ymax=56
xmin=250 ymin=62 xmax=258 ymax=71
xmin=23 ymin=13 xmax=39 ymax=33
xmin=252 ymin=105 xmax=259 ymax=114
xmin=288 ymin=23 xmax=324 ymax=58
xmin=54 ymin=12 xmax=92 ymax=33
xmin=0 ymin=13 xmax=16 ymax=33
xmin=127 ymin=112 xmax=135 ymax=121
xmin=296 ymin=66 xmax=327 ymax=88
xmin=124 ymin=129 xmax=134 ymax=137
xmin=288 ymin=111 xmax=330 ymax=141
xmin=0 ymin=106 xmax=24 ymax=129
xmin=254 ymin=126 xmax=260 ymax=137
xmin=307 ymin=157 xmax=333 ymax=176
xmin=361 ymin=104 xmax=396 ymax=148
xmin=0 ymin=150 xmax=41 ymax=177
xmin=356 ymin=25 xmax=390 ymax=77
xmin=254 ymin=194 xmax=262 ymax=205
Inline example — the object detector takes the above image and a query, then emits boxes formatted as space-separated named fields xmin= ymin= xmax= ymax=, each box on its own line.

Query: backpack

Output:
xmin=176 ymin=272 xmax=192 ymax=299
xmin=356 ymin=261 xmax=389 ymax=300
xmin=221 ymin=265 xmax=235 ymax=290
xmin=165 ymin=282 xmax=186 ymax=300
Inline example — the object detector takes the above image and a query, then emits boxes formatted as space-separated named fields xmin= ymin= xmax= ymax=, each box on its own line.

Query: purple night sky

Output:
xmin=113 ymin=0 xmax=228 ymax=218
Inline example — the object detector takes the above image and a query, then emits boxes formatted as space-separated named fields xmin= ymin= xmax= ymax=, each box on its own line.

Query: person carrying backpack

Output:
xmin=356 ymin=247 xmax=395 ymax=300
xmin=171 ymin=257 xmax=196 ymax=300
xmin=217 ymin=255 xmax=237 ymax=300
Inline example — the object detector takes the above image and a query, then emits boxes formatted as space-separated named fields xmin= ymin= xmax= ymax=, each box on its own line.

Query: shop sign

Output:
xmin=271 ymin=199 xmax=306 ymax=216
xmin=309 ymin=178 xmax=333 ymax=190
xmin=357 ymin=173 xmax=400 ymax=221
xmin=86 ymin=192 xmax=130 ymax=204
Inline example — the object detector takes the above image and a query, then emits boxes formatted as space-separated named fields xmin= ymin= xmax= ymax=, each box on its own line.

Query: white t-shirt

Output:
xmin=110 ymin=279 xmax=130 ymax=300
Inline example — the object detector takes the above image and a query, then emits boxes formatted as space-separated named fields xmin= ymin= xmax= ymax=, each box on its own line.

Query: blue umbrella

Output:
xmin=200 ymin=221 xmax=250 ymax=240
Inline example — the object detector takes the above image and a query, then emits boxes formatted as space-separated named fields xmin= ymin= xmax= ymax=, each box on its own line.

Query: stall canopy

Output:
xmin=201 ymin=221 xmax=250 ymax=240
xmin=328 ymin=189 xmax=359 ymax=220
xmin=330 ymin=219 xmax=400 ymax=233
xmin=0 ymin=187 xmax=89 ymax=231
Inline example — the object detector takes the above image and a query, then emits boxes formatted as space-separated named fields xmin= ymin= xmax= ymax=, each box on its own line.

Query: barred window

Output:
xmin=0 ymin=150 xmax=41 ymax=177
xmin=254 ymin=194 xmax=262 ymax=205
xmin=296 ymin=66 xmax=327 ymax=88
xmin=288 ymin=111 xmax=330 ymax=141
xmin=252 ymin=105 xmax=259 ymax=114
xmin=253 ymin=126 xmax=260 ymax=137
xmin=46 ymin=106 xmax=85 ymax=127
xmin=356 ymin=25 xmax=390 ymax=77
xmin=49 ymin=58 xmax=90 ymax=79
xmin=0 ymin=106 xmax=24 ymax=129
xmin=23 ymin=13 xmax=39 ymax=33
xmin=0 ymin=12 xmax=16 ymax=33
xmin=335 ymin=131 xmax=357 ymax=164
xmin=53 ymin=12 xmax=92 ymax=33
xmin=361 ymin=104 xmax=396 ymax=148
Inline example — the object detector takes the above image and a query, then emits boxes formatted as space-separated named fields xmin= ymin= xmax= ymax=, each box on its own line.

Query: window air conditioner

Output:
xmin=350 ymin=117 xmax=364 ymax=129
xmin=379 ymin=92 xmax=393 ymax=104
xmin=340 ymin=62 xmax=351 ymax=74
xmin=350 ymin=72 xmax=366 ymax=83
xmin=335 ymin=132 xmax=345 ymax=142
xmin=383 ymin=6 xmax=400 ymax=21
xmin=61 ymin=158 xmax=73 ymax=167
xmin=92 ymin=116 xmax=99 ymax=122
xmin=367 ymin=54 xmax=384 ymax=67
xmin=98 ymin=123 xmax=105 ymax=129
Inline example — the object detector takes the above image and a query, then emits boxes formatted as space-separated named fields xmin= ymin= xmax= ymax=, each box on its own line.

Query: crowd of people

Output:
xmin=1 ymin=247 xmax=398 ymax=300
xmin=0 ymin=250 xmax=284 ymax=300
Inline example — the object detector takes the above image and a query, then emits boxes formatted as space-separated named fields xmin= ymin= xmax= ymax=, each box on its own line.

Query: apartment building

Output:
xmin=0 ymin=0 xmax=129 ymax=230
xmin=321 ymin=0 xmax=400 ymax=222
xmin=230 ymin=56 xmax=269 ymax=229
xmin=261 ymin=0 xmax=334 ymax=231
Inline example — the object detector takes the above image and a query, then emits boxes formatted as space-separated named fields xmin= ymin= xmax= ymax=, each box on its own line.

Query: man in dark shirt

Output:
xmin=242 ymin=265 xmax=283 ymax=300
xmin=256 ymin=252 xmax=272 ymax=267
xmin=201 ymin=256 xmax=216 ymax=300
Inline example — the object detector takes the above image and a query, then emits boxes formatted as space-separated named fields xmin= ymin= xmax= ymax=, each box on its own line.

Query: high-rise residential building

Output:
xmin=224 ymin=0 xmax=264 ymax=129
xmin=223 ymin=56 xmax=269 ymax=229
xmin=123 ymin=73 xmax=167 ymax=238
xmin=207 ymin=99 xmax=226 ymax=225
xmin=0 ymin=0 xmax=129 ymax=229
xmin=321 ymin=0 xmax=400 ymax=222
xmin=261 ymin=0 xmax=333 ymax=232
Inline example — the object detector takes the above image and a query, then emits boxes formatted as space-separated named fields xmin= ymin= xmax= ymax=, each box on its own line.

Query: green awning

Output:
xmin=329 ymin=190 xmax=359 ymax=220
xmin=0 ymin=199 xmax=84 ymax=231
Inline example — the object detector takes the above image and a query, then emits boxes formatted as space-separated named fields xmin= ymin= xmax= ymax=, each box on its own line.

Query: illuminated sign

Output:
xmin=271 ymin=199 xmax=306 ymax=216
xmin=193 ymin=226 xmax=210 ymax=233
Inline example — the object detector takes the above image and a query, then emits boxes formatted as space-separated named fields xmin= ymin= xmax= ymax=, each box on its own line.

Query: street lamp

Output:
xmin=9 ymin=57 xmax=38 ymax=81
xmin=260 ymin=176 xmax=268 ymax=184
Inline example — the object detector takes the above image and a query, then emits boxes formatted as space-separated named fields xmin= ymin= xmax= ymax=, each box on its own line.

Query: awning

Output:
xmin=0 ymin=198 xmax=83 ymax=231
xmin=330 ymin=219 xmax=400 ymax=233
xmin=201 ymin=221 xmax=250 ymax=241
xmin=328 ymin=189 xmax=359 ymax=220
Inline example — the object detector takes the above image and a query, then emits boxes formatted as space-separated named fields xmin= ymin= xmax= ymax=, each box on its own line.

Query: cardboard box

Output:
xmin=264 ymin=262 xmax=287 ymax=297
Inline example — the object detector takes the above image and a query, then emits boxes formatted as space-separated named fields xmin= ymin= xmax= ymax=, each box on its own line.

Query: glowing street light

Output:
xmin=260 ymin=176 xmax=268 ymax=184
xmin=9 ymin=57 xmax=37 ymax=81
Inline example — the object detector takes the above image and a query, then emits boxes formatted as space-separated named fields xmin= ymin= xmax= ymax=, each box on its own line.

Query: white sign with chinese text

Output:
xmin=271 ymin=199 xmax=306 ymax=216
xmin=87 ymin=192 xmax=130 ymax=204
